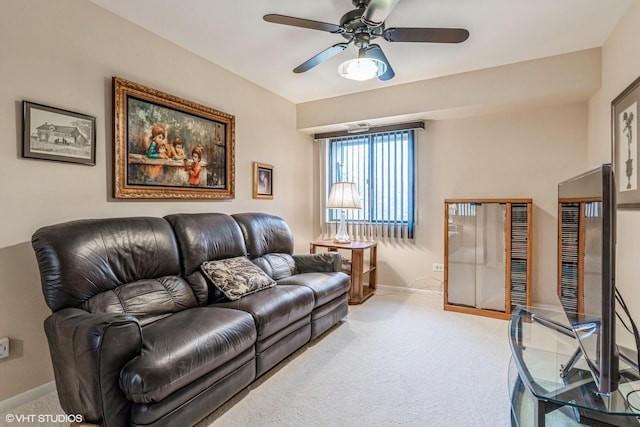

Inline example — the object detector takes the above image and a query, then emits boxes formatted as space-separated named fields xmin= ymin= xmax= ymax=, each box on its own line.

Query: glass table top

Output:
xmin=509 ymin=305 xmax=640 ymax=424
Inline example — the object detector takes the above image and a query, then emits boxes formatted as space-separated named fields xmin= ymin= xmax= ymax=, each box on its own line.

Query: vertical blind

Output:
xmin=320 ymin=129 xmax=415 ymax=241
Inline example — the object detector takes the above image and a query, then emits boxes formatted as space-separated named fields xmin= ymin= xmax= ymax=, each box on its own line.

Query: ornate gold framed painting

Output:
xmin=113 ymin=77 xmax=235 ymax=199
xmin=612 ymin=75 xmax=640 ymax=208
xmin=253 ymin=162 xmax=273 ymax=199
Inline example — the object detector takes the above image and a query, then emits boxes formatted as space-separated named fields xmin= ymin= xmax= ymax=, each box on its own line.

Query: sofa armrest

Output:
xmin=44 ymin=308 xmax=142 ymax=426
xmin=293 ymin=252 xmax=342 ymax=273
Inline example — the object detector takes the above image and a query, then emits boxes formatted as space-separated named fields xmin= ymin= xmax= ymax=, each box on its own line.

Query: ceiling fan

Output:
xmin=263 ymin=0 xmax=469 ymax=81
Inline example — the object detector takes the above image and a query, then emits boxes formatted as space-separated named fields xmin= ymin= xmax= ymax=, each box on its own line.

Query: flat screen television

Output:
xmin=557 ymin=163 xmax=619 ymax=395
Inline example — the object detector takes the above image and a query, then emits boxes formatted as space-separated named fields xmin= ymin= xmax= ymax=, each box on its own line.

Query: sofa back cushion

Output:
xmin=232 ymin=213 xmax=294 ymax=258
xmin=232 ymin=213 xmax=296 ymax=280
xmin=252 ymin=253 xmax=296 ymax=280
xmin=31 ymin=217 xmax=185 ymax=313
xmin=165 ymin=213 xmax=248 ymax=304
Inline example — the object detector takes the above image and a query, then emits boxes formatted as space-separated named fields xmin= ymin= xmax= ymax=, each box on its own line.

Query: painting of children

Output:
xmin=114 ymin=77 xmax=235 ymax=199
xmin=124 ymin=96 xmax=227 ymax=188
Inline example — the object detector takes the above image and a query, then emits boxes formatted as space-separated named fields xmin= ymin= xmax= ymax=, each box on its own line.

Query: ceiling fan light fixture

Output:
xmin=338 ymin=55 xmax=386 ymax=81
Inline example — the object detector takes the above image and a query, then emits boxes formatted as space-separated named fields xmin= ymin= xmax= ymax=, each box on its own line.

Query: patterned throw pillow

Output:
xmin=201 ymin=256 xmax=276 ymax=301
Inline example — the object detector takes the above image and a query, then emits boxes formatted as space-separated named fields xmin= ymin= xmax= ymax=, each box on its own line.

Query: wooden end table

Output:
xmin=310 ymin=240 xmax=377 ymax=304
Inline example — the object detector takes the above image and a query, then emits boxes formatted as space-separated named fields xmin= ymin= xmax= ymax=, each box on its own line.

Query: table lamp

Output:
xmin=327 ymin=182 xmax=362 ymax=243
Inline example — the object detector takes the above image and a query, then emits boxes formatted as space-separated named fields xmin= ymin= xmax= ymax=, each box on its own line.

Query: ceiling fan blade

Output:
xmin=366 ymin=44 xmax=395 ymax=81
xmin=264 ymin=14 xmax=343 ymax=34
xmin=383 ymin=27 xmax=470 ymax=43
xmin=362 ymin=0 xmax=401 ymax=26
xmin=293 ymin=43 xmax=350 ymax=73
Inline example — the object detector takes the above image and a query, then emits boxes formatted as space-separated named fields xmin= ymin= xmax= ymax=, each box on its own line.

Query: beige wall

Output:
xmin=303 ymin=51 xmax=598 ymax=305
xmin=0 ymin=0 xmax=311 ymax=401
xmin=297 ymin=48 xmax=600 ymax=131
xmin=417 ymin=105 xmax=588 ymax=305
xmin=311 ymin=104 xmax=588 ymax=304
xmin=298 ymin=35 xmax=631 ymax=314
xmin=588 ymin=1 xmax=640 ymax=327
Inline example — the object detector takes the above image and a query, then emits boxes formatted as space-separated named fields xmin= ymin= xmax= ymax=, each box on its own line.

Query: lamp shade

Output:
xmin=327 ymin=182 xmax=362 ymax=209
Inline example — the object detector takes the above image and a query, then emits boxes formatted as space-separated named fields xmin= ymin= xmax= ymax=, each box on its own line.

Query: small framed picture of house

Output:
xmin=253 ymin=162 xmax=273 ymax=199
xmin=22 ymin=101 xmax=96 ymax=165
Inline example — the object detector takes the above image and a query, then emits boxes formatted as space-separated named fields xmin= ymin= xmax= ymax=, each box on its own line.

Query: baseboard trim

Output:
xmin=377 ymin=284 xmax=443 ymax=297
xmin=0 ymin=381 xmax=56 ymax=413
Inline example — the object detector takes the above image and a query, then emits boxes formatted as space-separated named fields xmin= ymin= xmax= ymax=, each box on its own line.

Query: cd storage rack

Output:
xmin=444 ymin=199 xmax=533 ymax=320
xmin=510 ymin=203 xmax=530 ymax=311
xmin=558 ymin=202 xmax=580 ymax=322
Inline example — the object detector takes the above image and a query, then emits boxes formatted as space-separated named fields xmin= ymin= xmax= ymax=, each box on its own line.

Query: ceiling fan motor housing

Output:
xmin=340 ymin=6 xmax=384 ymax=45
xmin=340 ymin=8 xmax=366 ymax=32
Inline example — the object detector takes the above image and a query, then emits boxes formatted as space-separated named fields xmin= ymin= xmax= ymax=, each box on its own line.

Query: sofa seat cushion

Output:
xmin=277 ymin=272 xmax=350 ymax=307
xmin=120 ymin=307 xmax=256 ymax=404
xmin=213 ymin=284 xmax=314 ymax=340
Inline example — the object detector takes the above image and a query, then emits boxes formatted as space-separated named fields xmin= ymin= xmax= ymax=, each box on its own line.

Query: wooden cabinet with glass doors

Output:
xmin=444 ymin=199 xmax=532 ymax=320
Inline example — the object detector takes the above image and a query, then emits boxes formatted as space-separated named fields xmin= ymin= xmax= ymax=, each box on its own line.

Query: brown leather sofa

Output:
xmin=31 ymin=212 xmax=350 ymax=427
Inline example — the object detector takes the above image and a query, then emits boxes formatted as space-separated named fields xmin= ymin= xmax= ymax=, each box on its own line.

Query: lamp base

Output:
xmin=333 ymin=209 xmax=351 ymax=244
xmin=333 ymin=237 xmax=352 ymax=244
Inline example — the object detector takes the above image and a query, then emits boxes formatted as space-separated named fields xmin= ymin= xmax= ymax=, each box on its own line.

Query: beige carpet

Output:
xmin=1 ymin=290 xmax=512 ymax=427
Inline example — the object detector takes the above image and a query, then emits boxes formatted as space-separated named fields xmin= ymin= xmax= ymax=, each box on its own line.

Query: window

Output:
xmin=325 ymin=129 xmax=415 ymax=240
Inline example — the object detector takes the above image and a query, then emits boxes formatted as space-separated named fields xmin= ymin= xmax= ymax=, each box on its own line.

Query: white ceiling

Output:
xmin=91 ymin=0 xmax=632 ymax=104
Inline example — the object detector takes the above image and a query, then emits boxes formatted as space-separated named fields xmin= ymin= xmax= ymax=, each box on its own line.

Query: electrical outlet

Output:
xmin=433 ymin=263 xmax=444 ymax=272
xmin=0 ymin=337 xmax=9 ymax=359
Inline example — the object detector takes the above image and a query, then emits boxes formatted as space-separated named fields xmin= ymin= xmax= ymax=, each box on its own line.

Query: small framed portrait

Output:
xmin=253 ymin=162 xmax=273 ymax=199
xmin=22 ymin=101 xmax=96 ymax=165
xmin=612 ymin=75 xmax=640 ymax=208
